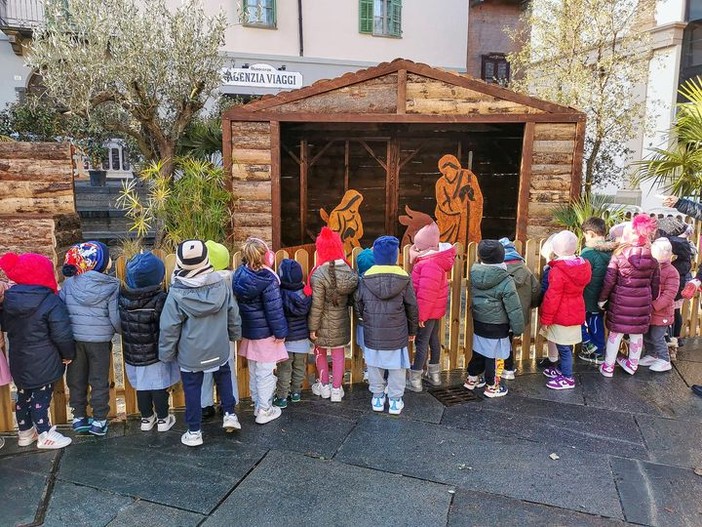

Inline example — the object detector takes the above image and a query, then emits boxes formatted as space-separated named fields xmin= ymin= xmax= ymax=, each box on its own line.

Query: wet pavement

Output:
xmin=3 ymin=340 xmax=702 ymax=526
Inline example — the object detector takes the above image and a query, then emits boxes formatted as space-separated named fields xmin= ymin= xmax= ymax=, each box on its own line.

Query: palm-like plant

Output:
xmin=552 ymin=194 xmax=627 ymax=239
xmin=633 ymin=77 xmax=702 ymax=197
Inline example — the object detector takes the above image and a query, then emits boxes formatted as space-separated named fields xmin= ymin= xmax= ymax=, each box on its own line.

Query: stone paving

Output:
xmin=3 ymin=341 xmax=702 ymax=527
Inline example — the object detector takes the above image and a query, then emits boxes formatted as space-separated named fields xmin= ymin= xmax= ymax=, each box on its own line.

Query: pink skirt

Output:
xmin=238 ymin=337 xmax=289 ymax=363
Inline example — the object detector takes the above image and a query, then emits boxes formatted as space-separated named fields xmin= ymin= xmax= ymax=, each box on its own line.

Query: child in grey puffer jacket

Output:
xmin=159 ymin=240 xmax=242 ymax=447
xmin=60 ymin=241 xmax=120 ymax=437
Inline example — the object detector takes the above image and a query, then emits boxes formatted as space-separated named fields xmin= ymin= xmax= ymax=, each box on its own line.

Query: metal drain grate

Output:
xmin=427 ymin=385 xmax=480 ymax=407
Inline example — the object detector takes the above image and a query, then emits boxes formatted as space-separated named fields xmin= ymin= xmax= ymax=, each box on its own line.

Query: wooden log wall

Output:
xmin=404 ymin=74 xmax=545 ymax=116
xmin=0 ymin=142 xmax=83 ymax=431
xmin=525 ymin=123 xmax=580 ymax=239
xmin=230 ymin=121 xmax=274 ymax=247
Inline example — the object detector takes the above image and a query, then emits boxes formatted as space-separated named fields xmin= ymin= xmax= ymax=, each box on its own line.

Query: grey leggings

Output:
xmin=411 ymin=319 xmax=441 ymax=371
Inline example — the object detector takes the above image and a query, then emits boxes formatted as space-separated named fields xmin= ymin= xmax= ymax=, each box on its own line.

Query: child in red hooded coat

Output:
xmin=0 ymin=253 xmax=75 ymax=449
xmin=539 ymin=231 xmax=592 ymax=390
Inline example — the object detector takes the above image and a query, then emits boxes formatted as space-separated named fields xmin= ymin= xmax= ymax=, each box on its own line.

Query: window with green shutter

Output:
xmin=359 ymin=0 xmax=401 ymax=37
xmin=243 ymin=0 xmax=277 ymax=29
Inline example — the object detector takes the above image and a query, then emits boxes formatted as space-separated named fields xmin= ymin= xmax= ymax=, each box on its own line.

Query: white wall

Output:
xmin=203 ymin=0 xmax=469 ymax=69
xmin=0 ymin=35 xmax=32 ymax=108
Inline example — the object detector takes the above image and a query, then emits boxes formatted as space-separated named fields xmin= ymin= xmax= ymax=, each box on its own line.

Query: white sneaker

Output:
xmin=255 ymin=406 xmax=282 ymax=425
xmin=372 ymin=395 xmax=386 ymax=412
xmin=388 ymin=398 xmax=405 ymax=415
xmin=638 ymin=355 xmax=658 ymax=367
xmin=140 ymin=414 xmax=157 ymax=431
xmin=18 ymin=427 xmax=38 ymax=447
xmin=502 ymin=369 xmax=516 ymax=380
xmin=330 ymin=386 xmax=345 ymax=402
xmin=181 ymin=430 xmax=203 ymax=447
xmin=311 ymin=381 xmax=331 ymax=399
xmin=223 ymin=412 xmax=242 ymax=432
xmin=37 ymin=427 xmax=72 ymax=449
xmin=157 ymin=415 xmax=176 ymax=432
xmin=649 ymin=359 xmax=673 ymax=372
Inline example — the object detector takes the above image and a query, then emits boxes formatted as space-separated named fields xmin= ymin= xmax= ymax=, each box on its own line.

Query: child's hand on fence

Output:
xmin=662 ymin=195 xmax=679 ymax=208
xmin=62 ymin=359 xmax=72 ymax=365
xmin=309 ymin=331 xmax=317 ymax=341
xmin=418 ymin=321 xmax=425 ymax=328
xmin=409 ymin=335 xmax=416 ymax=343
xmin=598 ymin=300 xmax=607 ymax=310
xmin=682 ymin=279 xmax=701 ymax=299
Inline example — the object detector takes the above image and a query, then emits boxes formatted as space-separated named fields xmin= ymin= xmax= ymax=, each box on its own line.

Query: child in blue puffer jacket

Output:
xmin=233 ymin=238 xmax=288 ymax=425
xmin=273 ymin=259 xmax=312 ymax=407
xmin=60 ymin=241 xmax=120 ymax=437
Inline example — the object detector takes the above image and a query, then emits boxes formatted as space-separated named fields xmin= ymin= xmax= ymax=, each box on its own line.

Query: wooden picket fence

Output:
xmin=3 ymin=233 xmax=702 ymax=432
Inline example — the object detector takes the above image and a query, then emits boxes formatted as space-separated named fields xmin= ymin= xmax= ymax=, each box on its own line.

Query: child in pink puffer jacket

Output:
xmin=407 ymin=222 xmax=456 ymax=392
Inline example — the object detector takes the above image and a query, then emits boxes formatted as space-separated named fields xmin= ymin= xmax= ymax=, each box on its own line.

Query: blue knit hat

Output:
xmin=499 ymin=237 xmax=524 ymax=262
xmin=373 ymin=236 xmax=400 ymax=265
xmin=126 ymin=252 xmax=165 ymax=289
xmin=278 ymin=258 xmax=304 ymax=290
xmin=356 ymin=248 xmax=375 ymax=276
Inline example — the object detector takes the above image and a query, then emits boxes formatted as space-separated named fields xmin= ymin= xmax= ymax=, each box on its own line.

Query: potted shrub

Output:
xmin=79 ymin=140 xmax=108 ymax=186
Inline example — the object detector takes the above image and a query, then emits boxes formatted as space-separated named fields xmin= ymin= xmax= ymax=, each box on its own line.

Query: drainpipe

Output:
xmin=298 ymin=0 xmax=304 ymax=56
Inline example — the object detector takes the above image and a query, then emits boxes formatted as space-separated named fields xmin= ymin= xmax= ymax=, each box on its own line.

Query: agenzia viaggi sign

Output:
xmin=221 ymin=63 xmax=303 ymax=90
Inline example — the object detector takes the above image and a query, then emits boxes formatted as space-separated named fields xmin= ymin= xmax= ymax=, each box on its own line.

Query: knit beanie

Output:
xmin=478 ymin=240 xmax=505 ymax=264
xmin=540 ymin=233 xmax=557 ymax=261
xmin=175 ymin=239 xmax=213 ymax=278
xmin=499 ymin=237 xmax=524 ymax=262
xmin=356 ymin=248 xmax=375 ymax=276
xmin=0 ymin=252 xmax=58 ymax=292
xmin=278 ymin=258 xmax=304 ymax=290
xmin=205 ymin=240 xmax=230 ymax=272
xmin=373 ymin=236 xmax=400 ymax=265
xmin=551 ymin=231 xmax=578 ymax=258
xmin=657 ymin=217 xmax=687 ymax=238
xmin=62 ymin=241 xmax=109 ymax=277
xmin=126 ymin=252 xmax=165 ymax=289
xmin=413 ymin=222 xmax=440 ymax=252
xmin=315 ymin=227 xmax=346 ymax=265
xmin=651 ymin=237 xmax=673 ymax=263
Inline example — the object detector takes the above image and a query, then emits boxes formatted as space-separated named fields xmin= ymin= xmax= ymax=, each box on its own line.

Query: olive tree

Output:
xmin=507 ymin=0 xmax=656 ymax=194
xmin=28 ymin=0 xmax=228 ymax=177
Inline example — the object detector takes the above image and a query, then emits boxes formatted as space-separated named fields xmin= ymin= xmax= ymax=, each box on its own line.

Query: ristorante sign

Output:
xmin=221 ymin=63 xmax=303 ymax=89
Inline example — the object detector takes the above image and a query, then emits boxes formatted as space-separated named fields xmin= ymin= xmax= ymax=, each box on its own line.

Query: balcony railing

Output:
xmin=0 ymin=0 xmax=44 ymax=31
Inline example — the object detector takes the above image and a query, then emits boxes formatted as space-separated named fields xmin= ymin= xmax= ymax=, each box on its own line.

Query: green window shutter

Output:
xmin=389 ymin=0 xmax=402 ymax=37
xmin=359 ymin=0 xmax=373 ymax=34
xmin=270 ymin=0 xmax=277 ymax=27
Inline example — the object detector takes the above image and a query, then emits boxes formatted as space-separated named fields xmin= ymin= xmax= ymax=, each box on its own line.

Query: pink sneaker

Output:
xmin=617 ymin=356 xmax=638 ymax=375
xmin=546 ymin=375 xmax=575 ymax=390
xmin=543 ymin=367 xmax=562 ymax=379
xmin=599 ymin=362 xmax=614 ymax=378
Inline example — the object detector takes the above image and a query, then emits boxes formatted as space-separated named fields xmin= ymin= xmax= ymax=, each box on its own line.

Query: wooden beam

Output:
xmin=344 ymin=140 xmax=350 ymax=192
xmin=398 ymin=140 xmax=427 ymax=170
xmin=283 ymin=144 xmax=301 ymax=164
xmin=516 ymin=122 xmax=535 ymax=242
xmin=300 ymin=139 xmax=308 ymax=244
xmin=397 ymin=68 xmax=407 ymax=114
xmin=386 ymin=138 xmax=400 ymax=236
xmin=309 ymin=140 xmax=337 ymax=167
xmin=359 ymin=140 xmax=388 ymax=170
xmin=571 ymin=119 xmax=586 ymax=199
xmin=224 ymin=111 xmax=585 ymax=124
xmin=270 ymin=121 xmax=282 ymax=250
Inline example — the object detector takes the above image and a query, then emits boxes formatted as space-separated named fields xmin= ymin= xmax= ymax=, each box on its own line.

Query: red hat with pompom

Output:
xmin=303 ymin=227 xmax=348 ymax=296
xmin=0 ymin=252 xmax=58 ymax=293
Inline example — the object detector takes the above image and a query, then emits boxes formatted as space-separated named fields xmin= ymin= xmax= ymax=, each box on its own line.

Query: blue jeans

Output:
xmin=556 ymin=344 xmax=573 ymax=377
xmin=581 ymin=312 xmax=605 ymax=353
xmin=181 ymin=363 xmax=236 ymax=432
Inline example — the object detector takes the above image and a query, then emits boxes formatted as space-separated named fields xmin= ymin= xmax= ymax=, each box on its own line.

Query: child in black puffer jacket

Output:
xmin=274 ymin=259 xmax=312 ymax=407
xmin=119 ymin=252 xmax=179 ymax=433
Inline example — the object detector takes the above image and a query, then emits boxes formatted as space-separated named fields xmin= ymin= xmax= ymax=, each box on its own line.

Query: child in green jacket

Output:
xmin=464 ymin=240 xmax=524 ymax=398
xmin=578 ymin=217 xmax=616 ymax=365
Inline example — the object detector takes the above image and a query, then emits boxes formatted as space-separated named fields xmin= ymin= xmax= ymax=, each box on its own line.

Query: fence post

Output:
xmin=462 ymin=242 xmax=477 ymax=368
xmin=448 ymin=243 xmax=464 ymax=370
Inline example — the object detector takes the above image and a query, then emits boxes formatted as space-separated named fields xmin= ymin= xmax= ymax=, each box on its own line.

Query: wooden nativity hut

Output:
xmin=223 ymin=59 xmax=585 ymax=253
